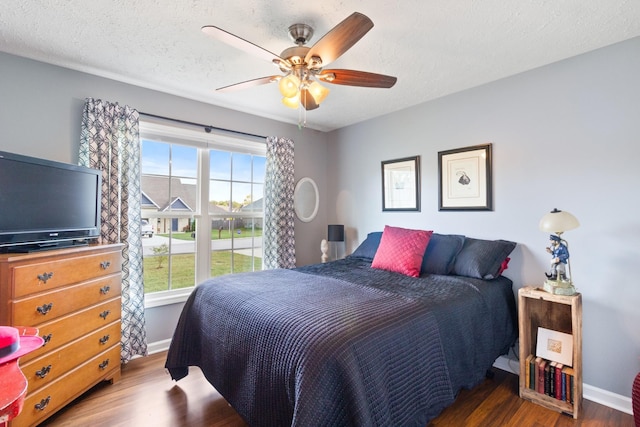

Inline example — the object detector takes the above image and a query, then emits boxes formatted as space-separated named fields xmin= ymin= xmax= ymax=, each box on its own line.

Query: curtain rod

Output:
xmin=139 ymin=111 xmax=267 ymax=140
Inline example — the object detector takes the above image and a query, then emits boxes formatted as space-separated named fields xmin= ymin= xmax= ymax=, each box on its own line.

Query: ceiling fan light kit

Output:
xmin=202 ymin=12 xmax=397 ymax=118
xmin=278 ymin=70 xmax=330 ymax=110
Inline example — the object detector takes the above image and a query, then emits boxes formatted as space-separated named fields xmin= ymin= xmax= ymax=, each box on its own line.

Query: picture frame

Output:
xmin=536 ymin=327 xmax=573 ymax=366
xmin=381 ymin=156 xmax=420 ymax=211
xmin=438 ymin=143 xmax=492 ymax=211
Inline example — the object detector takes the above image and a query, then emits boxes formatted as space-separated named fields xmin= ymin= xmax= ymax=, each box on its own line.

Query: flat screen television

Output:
xmin=0 ymin=150 xmax=102 ymax=252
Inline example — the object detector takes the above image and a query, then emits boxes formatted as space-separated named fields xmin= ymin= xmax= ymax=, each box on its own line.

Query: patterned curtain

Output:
xmin=263 ymin=136 xmax=296 ymax=269
xmin=79 ymin=98 xmax=147 ymax=363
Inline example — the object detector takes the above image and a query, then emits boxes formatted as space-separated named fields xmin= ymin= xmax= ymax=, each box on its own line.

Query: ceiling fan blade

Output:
xmin=202 ymin=26 xmax=285 ymax=66
xmin=217 ymin=76 xmax=280 ymax=92
xmin=319 ymin=69 xmax=397 ymax=88
xmin=300 ymin=89 xmax=319 ymax=110
xmin=304 ymin=12 xmax=373 ymax=67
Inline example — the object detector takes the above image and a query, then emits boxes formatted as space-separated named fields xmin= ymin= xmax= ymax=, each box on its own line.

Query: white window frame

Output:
xmin=139 ymin=121 xmax=266 ymax=308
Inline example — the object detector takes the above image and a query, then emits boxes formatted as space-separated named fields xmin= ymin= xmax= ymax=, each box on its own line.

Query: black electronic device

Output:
xmin=0 ymin=150 xmax=101 ymax=252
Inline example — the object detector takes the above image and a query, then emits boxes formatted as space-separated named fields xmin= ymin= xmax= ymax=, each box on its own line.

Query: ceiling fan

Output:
xmin=202 ymin=12 xmax=397 ymax=111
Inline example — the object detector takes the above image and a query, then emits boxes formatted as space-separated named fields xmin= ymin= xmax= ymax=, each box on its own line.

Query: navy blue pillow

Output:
xmin=349 ymin=232 xmax=383 ymax=261
xmin=421 ymin=233 xmax=466 ymax=275
xmin=452 ymin=238 xmax=517 ymax=279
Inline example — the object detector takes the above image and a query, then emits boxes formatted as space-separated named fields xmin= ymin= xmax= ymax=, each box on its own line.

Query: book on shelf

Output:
xmin=537 ymin=359 xmax=547 ymax=394
xmin=544 ymin=361 xmax=552 ymax=396
xmin=525 ymin=354 xmax=534 ymax=389
xmin=529 ymin=355 xmax=536 ymax=390
xmin=548 ymin=361 xmax=557 ymax=397
xmin=561 ymin=370 xmax=566 ymax=401
xmin=524 ymin=356 xmax=576 ymax=404
xmin=555 ymin=363 xmax=564 ymax=400
xmin=563 ymin=366 xmax=575 ymax=404
xmin=533 ymin=356 xmax=542 ymax=391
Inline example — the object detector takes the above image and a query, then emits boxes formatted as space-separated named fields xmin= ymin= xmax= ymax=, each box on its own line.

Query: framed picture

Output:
xmin=536 ymin=327 xmax=573 ymax=366
xmin=381 ymin=156 xmax=420 ymax=211
xmin=438 ymin=143 xmax=492 ymax=211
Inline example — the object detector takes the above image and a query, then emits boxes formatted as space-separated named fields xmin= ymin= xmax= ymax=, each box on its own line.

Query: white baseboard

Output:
xmin=493 ymin=355 xmax=633 ymax=415
xmin=583 ymin=383 xmax=633 ymax=415
xmin=147 ymin=338 xmax=172 ymax=355
xmin=493 ymin=354 xmax=520 ymax=375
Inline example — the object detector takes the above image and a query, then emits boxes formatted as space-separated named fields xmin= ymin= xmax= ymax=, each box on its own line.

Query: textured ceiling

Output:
xmin=1 ymin=1 xmax=640 ymax=131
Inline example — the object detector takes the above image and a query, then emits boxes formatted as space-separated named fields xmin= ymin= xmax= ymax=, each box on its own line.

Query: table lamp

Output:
xmin=539 ymin=208 xmax=579 ymax=295
xmin=327 ymin=224 xmax=345 ymax=261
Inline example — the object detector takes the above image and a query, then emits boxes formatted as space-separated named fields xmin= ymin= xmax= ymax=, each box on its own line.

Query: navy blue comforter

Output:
xmin=165 ymin=258 xmax=517 ymax=426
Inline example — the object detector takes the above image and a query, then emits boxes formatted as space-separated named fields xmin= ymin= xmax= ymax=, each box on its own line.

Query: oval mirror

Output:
xmin=294 ymin=177 xmax=319 ymax=222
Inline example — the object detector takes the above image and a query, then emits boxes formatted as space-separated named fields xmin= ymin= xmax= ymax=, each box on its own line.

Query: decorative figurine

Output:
xmin=539 ymin=208 xmax=579 ymax=295
xmin=545 ymin=234 xmax=569 ymax=281
xmin=320 ymin=239 xmax=329 ymax=263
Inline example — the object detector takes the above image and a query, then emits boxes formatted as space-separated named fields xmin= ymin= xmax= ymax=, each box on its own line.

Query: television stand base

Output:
xmin=2 ymin=240 xmax=90 ymax=253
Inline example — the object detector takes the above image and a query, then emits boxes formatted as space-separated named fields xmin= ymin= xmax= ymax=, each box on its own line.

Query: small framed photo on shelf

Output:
xmin=536 ymin=327 xmax=573 ymax=366
xmin=438 ymin=143 xmax=492 ymax=211
xmin=381 ymin=156 xmax=420 ymax=211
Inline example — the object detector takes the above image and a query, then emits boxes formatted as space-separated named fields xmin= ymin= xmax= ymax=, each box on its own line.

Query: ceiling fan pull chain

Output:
xmin=299 ymin=92 xmax=307 ymax=128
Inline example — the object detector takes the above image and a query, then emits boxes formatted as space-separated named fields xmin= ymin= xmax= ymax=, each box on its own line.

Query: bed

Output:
xmin=165 ymin=227 xmax=518 ymax=426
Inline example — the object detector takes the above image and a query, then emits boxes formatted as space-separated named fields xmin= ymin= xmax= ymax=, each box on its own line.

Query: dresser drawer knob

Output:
xmin=100 ymin=260 xmax=111 ymax=269
xmin=36 ymin=365 xmax=52 ymax=378
xmin=100 ymin=285 xmax=111 ymax=294
xmin=99 ymin=359 xmax=110 ymax=370
xmin=42 ymin=333 xmax=53 ymax=345
xmin=36 ymin=302 xmax=54 ymax=315
xmin=34 ymin=395 xmax=51 ymax=411
xmin=99 ymin=310 xmax=111 ymax=320
xmin=99 ymin=334 xmax=110 ymax=345
xmin=37 ymin=271 xmax=54 ymax=283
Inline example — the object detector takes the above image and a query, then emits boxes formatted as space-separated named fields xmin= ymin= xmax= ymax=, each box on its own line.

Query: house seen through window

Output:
xmin=140 ymin=122 xmax=266 ymax=297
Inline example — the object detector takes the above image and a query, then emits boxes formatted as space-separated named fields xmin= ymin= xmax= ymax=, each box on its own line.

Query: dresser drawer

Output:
xmin=11 ymin=345 xmax=121 ymax=427
xmin=11 ymin=249 xmax=122 ymax=298
xmin=19 ymin=298 xmax=121 ymax=364
xmin=11 ymin=273 xmax=121 ymax=326
xmin=20 ymin=320 xmax=121 ymax=395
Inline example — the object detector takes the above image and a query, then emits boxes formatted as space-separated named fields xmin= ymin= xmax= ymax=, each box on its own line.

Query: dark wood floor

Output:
xmin=38 ymin=351 xmax=633 ymax=427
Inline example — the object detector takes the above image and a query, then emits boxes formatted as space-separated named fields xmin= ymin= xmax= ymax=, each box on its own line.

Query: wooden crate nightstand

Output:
xmin=518 ymin=286 xmax=582 ymax=419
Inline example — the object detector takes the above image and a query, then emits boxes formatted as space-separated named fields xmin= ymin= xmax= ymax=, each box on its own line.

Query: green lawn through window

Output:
xmin=143 ymin=227 xmax=263 ymax=294
xmin=143 ymin=250 xmax=261 ymax=294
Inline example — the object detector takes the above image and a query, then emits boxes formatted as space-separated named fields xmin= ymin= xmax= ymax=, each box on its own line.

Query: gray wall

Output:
xmin=0 ymin=52 xmax=328 ymax=346
xmin=326 ymin=37 xmax=640 ymax=398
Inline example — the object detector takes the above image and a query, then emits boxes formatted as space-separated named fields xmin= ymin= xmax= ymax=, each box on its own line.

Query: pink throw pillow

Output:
xmin=371 ymin=226 xmax=433 ymax=277
xmin=497 ymin=257 xmax=511 ymax=276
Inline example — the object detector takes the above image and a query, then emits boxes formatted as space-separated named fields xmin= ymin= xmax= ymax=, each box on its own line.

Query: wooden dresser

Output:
xmin=0 ymin=244 xmax=123 ymax=427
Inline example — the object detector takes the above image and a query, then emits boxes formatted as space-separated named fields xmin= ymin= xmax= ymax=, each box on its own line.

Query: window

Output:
xmin=209 ymin=150 xmax=265 ymax=277
xmin=139 ymin=122 xmax=266 ymax=306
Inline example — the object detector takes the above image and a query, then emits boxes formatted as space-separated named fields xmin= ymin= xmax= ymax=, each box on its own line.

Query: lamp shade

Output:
xmin=307 ymin=81 xmax=330 ymax=104
xmin=279 ymin=74 xmax=300 ymax=98
xmin=282 ymin=93 xmax=300 ymax=109
xmin=539 ymin=208 xmax=580 ymax=233
xmin=327 ymin=224 xmax=345 ymax=242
